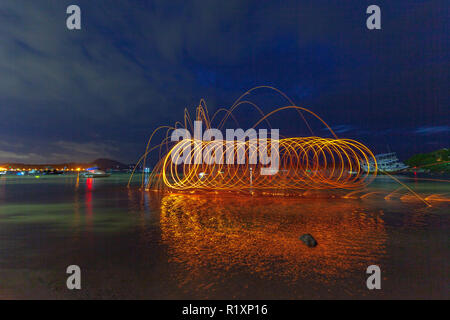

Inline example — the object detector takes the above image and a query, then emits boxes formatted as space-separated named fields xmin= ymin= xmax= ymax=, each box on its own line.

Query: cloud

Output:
xmin=0 ymin=0 xmax=447 ymax=163
xmin=325 ymin=124 xmax=355 ymax=134
xmin=0 ymin=150 xmax=43 ymax=161
xmin=55 ymin=141 xmax=118 ymax=158
xmin=415 ymin=126 xmax=450 ymax=135
xmin=0 ymin=135 xmax=121 ymax=163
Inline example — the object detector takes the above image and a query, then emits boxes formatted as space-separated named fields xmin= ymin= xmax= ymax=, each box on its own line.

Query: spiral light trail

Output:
xmin=129 ymin=86 xmax=380 ymax=192
xmin=162 ymin=137 xmax=376 ymax=190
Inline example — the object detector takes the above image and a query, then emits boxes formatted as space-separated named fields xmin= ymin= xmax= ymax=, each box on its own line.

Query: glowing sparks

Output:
xmin=129 ymin=86 xmax=378 ymax=192
xmin=161 ymin=137 xmax=376 ymax=190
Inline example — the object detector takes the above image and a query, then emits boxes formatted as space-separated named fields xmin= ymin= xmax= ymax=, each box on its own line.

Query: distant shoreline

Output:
xmin=0 ymin=158 xmax=130 ymax=171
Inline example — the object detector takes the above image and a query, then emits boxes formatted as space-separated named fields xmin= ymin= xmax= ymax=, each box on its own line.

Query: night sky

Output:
xmin=0 ymin=0 xmax=448 ymax=164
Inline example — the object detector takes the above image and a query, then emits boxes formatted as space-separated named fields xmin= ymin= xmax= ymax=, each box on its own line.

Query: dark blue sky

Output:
xmin=0 ymin=0 xmax=448 ymax=163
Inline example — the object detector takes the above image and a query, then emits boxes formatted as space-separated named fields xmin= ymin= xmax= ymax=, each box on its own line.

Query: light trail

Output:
xmin=128 ymin=87 xmax=440 ymax=207
xmin=160 ymin=137 xmax=376 ymax=190
xmin=129 ymin=87 xmax=378 ymax=192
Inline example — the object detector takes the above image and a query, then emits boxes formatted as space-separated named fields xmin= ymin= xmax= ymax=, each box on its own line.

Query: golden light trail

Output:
xmin=126 ymin=86 xmax=442 ymax=207
xmin=159 ymin=137 xmax=376 ymax=191
xmin=129 ymin=87 xmax=379 ymax=192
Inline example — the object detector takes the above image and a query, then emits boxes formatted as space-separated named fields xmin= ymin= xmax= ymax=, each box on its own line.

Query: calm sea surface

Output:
xmin=0 ymin=174 xmax=448 ymax=299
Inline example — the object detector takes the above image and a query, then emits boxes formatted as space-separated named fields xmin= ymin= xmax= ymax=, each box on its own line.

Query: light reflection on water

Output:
xmin=0 ymin=174 xmax=448 ymax=299
xmin=160 ymin=194 xmax=387 ymax=283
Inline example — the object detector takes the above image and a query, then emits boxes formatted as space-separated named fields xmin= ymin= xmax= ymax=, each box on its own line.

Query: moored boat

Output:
xmin=361 ymin=152 xmax=408 ymax=174
xmin=81 ymin=167 xmax=111 ymax=178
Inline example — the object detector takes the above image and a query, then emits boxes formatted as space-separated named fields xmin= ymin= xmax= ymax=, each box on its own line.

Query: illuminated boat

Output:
xmin=361 ymin=152 xmax=408 ymax=173
xmin=81 ymin=167 xmax=111 ymax=178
